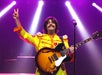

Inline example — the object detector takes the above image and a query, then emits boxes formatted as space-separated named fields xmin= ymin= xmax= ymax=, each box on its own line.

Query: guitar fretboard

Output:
xmin=61 ymin=37 xmax=93 ymax=55
xmin=75 ymin=37 xmax=93 ymax=48
xmin=60 ymin=31 xmax=102 ymax=56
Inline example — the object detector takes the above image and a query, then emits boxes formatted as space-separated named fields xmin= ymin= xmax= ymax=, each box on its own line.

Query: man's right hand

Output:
xmin=13 ymin=8 xmax=21 ymax=27
xmin=13 ymin=8 xmax=19 ymax=19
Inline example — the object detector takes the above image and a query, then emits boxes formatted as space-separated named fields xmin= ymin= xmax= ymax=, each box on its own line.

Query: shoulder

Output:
xmin=55 ymin=34 xmax=68 ymax=40
xmin=62 ymin=35 xmax=68 ymax=40
xmin=32 ymin=32 xmax=47 ymax=37
xmin=36 ymin=32 xmax=43 ymax=36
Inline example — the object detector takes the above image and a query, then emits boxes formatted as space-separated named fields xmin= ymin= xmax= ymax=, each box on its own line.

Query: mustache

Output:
xmin=48 ymin=24 xmax=55 ymax=28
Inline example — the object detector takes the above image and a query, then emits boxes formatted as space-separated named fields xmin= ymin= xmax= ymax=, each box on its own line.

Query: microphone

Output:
xmin=72 ymin=19 xmax=77 ymax=26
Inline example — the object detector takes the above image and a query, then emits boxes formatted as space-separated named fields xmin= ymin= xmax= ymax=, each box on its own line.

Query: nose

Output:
xmin=48 ymin=22 xmax=53 ymax=26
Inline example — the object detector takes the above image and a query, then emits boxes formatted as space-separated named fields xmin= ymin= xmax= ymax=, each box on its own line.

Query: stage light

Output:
xmin=65 ymin=1 xmax=102 ymax=75
xmin=12 ymin=1 xmax=44 ymax=72
xmin=29 ymin=0 xmax=44 ymax=34
xmin=65 ymin=1 xmax=89 ymax=39
xmin=18 ymin=0 xmax=44 ymax=56
xmin=20 ymin=0 xmax=44 ymax=55
xmin=92 ymin=3 xmax=102 ymax=12
xmin=0 ymin=1 xmax=16 ymax=18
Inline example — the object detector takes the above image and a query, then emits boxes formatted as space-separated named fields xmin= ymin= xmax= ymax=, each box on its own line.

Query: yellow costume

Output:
xmin=14 ymin=25 xmax=73 ymax=75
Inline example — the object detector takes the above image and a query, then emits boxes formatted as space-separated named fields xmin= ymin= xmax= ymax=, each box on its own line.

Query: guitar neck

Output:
xmin=62 ymin=37 xmax=93 ymax=55
xmin=75 ymin=37 xmax=93 ymax=48
xmin=60 ymin=31 xmax=102 ymax=56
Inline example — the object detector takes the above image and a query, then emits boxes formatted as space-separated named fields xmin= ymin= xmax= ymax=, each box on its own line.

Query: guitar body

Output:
xmin=35 ymin=47 xmax=62 ymax=74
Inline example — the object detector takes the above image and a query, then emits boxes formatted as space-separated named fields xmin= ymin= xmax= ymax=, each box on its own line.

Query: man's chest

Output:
xmin=38 ymin=36 xmax=62 ymax=48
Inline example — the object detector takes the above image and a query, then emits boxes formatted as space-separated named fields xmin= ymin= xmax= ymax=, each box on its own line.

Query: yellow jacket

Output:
xmin=14 ymin=25 xmax=71 ymax=75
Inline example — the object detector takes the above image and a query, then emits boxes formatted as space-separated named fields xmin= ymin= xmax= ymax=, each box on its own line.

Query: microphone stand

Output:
xmin=73 ymin=20 xmax=77 ymax=75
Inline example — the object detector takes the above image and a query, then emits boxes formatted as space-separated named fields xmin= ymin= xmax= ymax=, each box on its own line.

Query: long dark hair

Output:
xmin=44 ymin=16 xmax=58 ymax=34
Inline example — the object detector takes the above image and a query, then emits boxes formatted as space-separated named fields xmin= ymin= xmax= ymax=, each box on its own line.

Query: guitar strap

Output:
xmin=59 ymin=36 xmax=66 ymax=71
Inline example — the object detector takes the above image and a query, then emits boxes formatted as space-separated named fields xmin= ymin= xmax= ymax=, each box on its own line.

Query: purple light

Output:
xmin=65 ymin=1 xmax=89 ymax=39
xmin=19 ymin=0 xmax=44 ymax=60
xmin=0 ymin=1 xmax=16 ymax=18
xmin=65 ymin=1 xmax=102 ymax=75
xmin=92 ymin=3 xmax=102 ymax=12
xmin=29 ymin=0 xmax=44 ymax=34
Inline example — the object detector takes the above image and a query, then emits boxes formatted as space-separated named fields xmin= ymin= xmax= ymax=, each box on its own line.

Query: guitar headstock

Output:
xmin=92 ymin=31 xmax=102 ymax=40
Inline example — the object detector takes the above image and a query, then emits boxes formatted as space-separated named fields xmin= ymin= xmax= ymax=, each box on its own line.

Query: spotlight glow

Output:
xmin=66 ymin=1 xmax=102 ymax=75
xmin=14 ymin=1 xmax=44 ymax=72
xmin=20 ymin=0 xmax=44 ymax=56
xmin=65 ymin=1 xmax=90 ymax=39
xmin=29 ymin=0 xmax=44 ymax=34
xmin=92 ymin=3 xmax=102 ymax=12
xmin=0 ymin=1 xmax=16 ymax=18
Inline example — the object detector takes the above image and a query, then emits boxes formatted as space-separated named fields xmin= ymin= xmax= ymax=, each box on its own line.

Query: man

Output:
xmin=13 ymin=8 xmax=74 ymax=75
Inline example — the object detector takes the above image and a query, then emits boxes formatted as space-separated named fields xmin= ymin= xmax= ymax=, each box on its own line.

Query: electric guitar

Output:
xmin=35 ymin=31 xmax=102 ymax=74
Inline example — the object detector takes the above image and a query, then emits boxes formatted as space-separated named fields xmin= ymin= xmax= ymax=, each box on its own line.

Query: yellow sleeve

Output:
xmin=13 ymin=25 xmax=36 ymax=46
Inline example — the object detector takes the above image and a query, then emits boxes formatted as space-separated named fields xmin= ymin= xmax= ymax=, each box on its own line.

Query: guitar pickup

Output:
xmin=53 ymin=54 xmax=58 ymax=60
